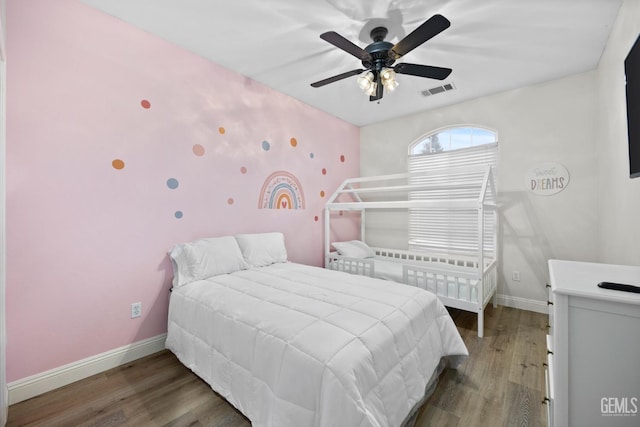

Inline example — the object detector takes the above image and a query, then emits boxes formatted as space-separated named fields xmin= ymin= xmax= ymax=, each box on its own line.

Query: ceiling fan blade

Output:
xmin=310 ymin=69 xmax=365 ymax=88
xmin=394 ymin=63 xmax=452 ymax=80
xmin=370 ymin=74 xmax=384 ymax=102
xmin=391 ymin=14 xmax=450 ymax=59
xmin=320 ymin=31 xmax=372 ymax=62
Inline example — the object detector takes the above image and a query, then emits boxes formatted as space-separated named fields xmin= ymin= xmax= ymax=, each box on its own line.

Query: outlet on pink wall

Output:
xmin=5 ymin=0 xmax=360 ymax=382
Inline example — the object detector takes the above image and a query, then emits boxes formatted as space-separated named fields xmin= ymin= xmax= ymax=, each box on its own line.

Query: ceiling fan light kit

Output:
xmin=380 ymin=68 xmax=398 ymax=91
xmin=357 ymin=71 xmax=377 ymax=96
xmin=311 ymin=14 xmax=452 ymax=102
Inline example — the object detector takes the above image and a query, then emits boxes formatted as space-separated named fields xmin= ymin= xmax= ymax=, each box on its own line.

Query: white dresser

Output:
xmin=546 ymin=260 xmax=640 ymax=427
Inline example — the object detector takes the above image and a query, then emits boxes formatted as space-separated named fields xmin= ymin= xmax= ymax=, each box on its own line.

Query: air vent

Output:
xmin=421 ymin=82 xmax=455 ymax=97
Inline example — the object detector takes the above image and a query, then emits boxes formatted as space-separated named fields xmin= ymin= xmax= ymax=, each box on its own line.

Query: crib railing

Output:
xmin=325 ymin=253 xmax=375 ymax=277
xmin=482 ymin=260 xmax=498 ymax=305
xmin=372 ymin=247 xmax=479 ymax=269
xmin=403 ymin=264 xmax=479 ymax=301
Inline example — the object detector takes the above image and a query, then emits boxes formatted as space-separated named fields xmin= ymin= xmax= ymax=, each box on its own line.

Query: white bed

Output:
xmin=165 ymin=233 xmax=468 ymax=427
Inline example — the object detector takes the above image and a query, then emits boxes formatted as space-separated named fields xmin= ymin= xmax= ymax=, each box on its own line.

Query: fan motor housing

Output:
xmin=364 ymin=27 xmax=395 ymax=70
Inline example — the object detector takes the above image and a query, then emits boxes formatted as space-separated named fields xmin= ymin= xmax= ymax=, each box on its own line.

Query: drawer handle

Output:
xmin=547 ymin=300 xmax=554 ymax=305
xmin=542 ymin=397 xmax=550 ymax=405
xmin=543 ymin=362 xmax=548 ymax=367
xmin=546 ymin=283 xmax=551 ymax=288
xmin=545 ymin=324 xmax=551 ymax=329
xmin=547 ymin=349 xmax=553 ymax=355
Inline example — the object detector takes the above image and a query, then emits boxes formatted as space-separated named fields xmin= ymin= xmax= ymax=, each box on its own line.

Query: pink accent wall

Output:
xmin=5 ymin=0 xmax=360 ymax=382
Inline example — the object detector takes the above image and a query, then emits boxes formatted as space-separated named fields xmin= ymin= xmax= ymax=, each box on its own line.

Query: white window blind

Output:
xmin=408 ymin=133 xmax=498 ymax=257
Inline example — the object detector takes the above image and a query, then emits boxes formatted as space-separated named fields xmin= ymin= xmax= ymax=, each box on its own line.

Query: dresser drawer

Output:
xmin=545 ymin=333 xmax=554 ymax=384
xmin=546 ymin=282 xmax=554 ymax=334
xmin=544 ymin=334 xmax=554 ymax=427
xmin=544 ymin=349 xmax=554 ymax=427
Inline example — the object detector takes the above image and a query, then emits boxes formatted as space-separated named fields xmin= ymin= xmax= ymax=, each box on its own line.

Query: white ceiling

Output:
xmin=80 ymin=0 xmax=622 ymax=127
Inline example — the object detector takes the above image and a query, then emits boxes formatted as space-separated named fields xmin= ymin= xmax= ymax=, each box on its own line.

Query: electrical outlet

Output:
xmin=512 ymin=271 xmax=521 ymax=282
xmin=131 ymin=302 xmax=142 ymax=318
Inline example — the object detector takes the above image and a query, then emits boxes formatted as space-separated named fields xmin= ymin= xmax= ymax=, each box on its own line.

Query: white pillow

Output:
xmin=235 ymin=232 xmax=288 ymax=267
xmin=332 ymin=240 xmax=375 ymax=259
xmin=168 ymin=236 xmax=248 ymax=287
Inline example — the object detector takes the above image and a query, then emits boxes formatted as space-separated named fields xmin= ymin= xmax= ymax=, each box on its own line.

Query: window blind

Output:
xmin=408 ymin=143 xmax=498 ymax=257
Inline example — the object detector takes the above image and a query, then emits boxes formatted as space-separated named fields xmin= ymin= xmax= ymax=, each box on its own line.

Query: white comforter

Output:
xmin=166 ymin=262 xmax=467 ymax=427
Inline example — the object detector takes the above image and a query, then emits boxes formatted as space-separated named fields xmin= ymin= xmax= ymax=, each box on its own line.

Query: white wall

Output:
xmin=361 ymin=71 xmax=600 ymax=305
xmin=596 ymin=0 xmax=640 ymax=265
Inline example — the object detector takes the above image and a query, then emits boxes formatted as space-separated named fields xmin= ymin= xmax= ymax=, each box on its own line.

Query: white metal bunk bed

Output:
xmin=324 ymin=165 xmax=498 ymax=337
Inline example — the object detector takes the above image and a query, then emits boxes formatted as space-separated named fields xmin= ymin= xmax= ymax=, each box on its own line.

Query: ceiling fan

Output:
xmin=311 ymin=14 xmax=452 ymax=101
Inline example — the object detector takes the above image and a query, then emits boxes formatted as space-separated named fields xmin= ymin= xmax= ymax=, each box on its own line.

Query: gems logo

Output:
xmin=601 ymin=397 xmax=638 ymax=417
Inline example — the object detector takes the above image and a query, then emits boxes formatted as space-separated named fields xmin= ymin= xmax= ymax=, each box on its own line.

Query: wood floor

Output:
xmin=7 ymin=305 xmax=548 ymax=427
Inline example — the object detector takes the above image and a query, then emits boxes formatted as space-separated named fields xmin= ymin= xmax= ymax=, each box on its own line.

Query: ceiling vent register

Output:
xmin=422 ymin=82 xmax=455 ymax=97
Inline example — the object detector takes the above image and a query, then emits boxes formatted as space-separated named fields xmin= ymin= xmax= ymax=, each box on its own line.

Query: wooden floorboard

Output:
xmin=8 ymin=305 xmax=547 ymax=427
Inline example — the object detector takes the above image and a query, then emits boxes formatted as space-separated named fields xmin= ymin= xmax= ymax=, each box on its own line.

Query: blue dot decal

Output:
xmin=262 ymin=141 xmax=271 ymax=151
xmin=309 ymin=153 xmax=315 ymax=159
xmin=175 ymin=211 xmax=183 ymax=219
xmin=167 ymin=178 xmax=179 ymax=189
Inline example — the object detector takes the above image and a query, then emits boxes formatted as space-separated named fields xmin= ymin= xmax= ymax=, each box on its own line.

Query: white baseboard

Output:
xmin=8 ymin=334 xmax=167 ymax=405
xmin=497 ymin=293 xmax=548 ymax=314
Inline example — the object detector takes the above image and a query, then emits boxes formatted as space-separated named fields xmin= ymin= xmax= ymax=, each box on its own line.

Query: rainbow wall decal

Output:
xmin=259 ymin=171 xmax=305 ymax=209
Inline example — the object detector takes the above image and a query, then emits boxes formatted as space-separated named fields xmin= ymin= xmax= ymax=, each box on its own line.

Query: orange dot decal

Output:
xmin=320 ymin=190 xmax=325 ymax=197
xmin=219 ymin=127 xmax=226 ymax=134
xmin=227 ymin=198 xmax=234 ymax=205
xmin=140 ymin=99 xmax=151 ymax=109
xmin=112 ymin=159 xmax=125 ymax=170
xmin=290 ymin=137 xmax=297 ymax=147
xmin=192 ymin=144 xmax=205 ymax=157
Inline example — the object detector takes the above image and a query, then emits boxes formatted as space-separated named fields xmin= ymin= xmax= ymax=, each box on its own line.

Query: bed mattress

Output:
xmin=166 ymin=262 xmax=467 ymax=427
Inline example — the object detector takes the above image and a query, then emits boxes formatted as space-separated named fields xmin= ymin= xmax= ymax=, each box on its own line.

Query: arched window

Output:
xmin=409 ymin=125 xmax=497 ymax=158
xmin=407 ymin=126 xmax=498 ymax=255
xmin=408 ymin=125 xmax=498 ymax=174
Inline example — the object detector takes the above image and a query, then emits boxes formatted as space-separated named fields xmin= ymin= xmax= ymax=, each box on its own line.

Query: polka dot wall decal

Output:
xmin=320 ymin=190 xmax=325 ymax=197
xmin=262 ymin=141 xmax=271 ymax=151
xmin=314 ymin=215 xmax=319 ymax=222
xmin=240 ymin=166 xmax=247 ymax=174
xmin=112 ymin=159 xmax=125 ymax=170
xmin=140 ymin=99 xmax=151 ymax=109
xmin=290 ymin=137 xmax=297 ymax=147
xmin=340 ymin=155 xmax=346 ymax=162
xmin=322 ymin=168 xmax=327 ymax=175
xmin=227 ymin=198 xmax=234 ymax=205
xmin=310 ymin=153 xmax=315 ymax=159
xmin=167 ymin=178 xmax=179 ymax=189
xmin=192 ymin=144 xmax=205 ymax=157
xmin=175 ymin=211 xmax=183 ymax=219
xmin=219 ymin=127 xmax=226 ymax=134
